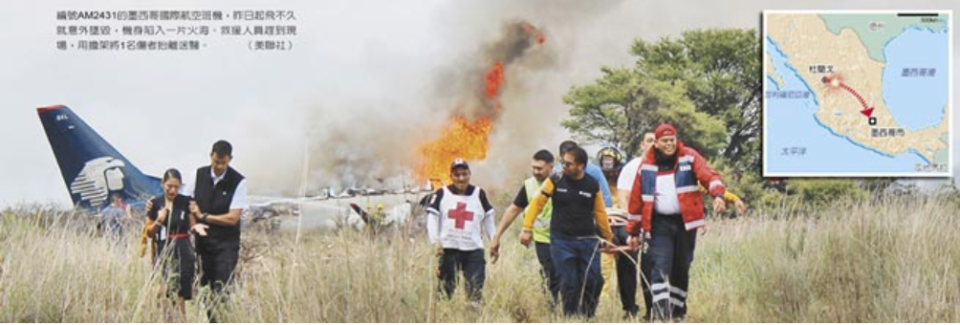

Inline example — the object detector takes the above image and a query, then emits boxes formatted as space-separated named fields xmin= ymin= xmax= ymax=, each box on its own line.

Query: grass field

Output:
xmin=1 ymin=195 xmax=959 ymax=322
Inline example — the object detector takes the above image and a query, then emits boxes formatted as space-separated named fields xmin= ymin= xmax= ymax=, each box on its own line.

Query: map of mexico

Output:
xmin=764 ymin=11 xmax=952 ymax=176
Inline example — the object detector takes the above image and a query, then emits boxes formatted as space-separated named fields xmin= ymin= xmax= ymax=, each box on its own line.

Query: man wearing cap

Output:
xmin=618 ymin=131 xmax=746 ymax=320
xmin=521 ymin=146 xmax=613 ymax=318
xmin=619 ymin=132 xmax=745 ymax=216
xmin=626 ymin=124 xmax=727 ymax=321
xmin=426 ymin=159 xmax=496 ymax=302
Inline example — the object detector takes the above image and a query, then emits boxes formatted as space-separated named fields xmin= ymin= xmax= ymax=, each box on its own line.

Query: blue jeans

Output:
xmin=551 ymin=235 xmax=604 ymax=318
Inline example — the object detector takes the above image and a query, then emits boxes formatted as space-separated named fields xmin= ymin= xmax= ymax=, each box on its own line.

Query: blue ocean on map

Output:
xmin=765 ymin=36 xmax=930 ymax=174
xmin=881 ymin=27 xmax=949 ymax=131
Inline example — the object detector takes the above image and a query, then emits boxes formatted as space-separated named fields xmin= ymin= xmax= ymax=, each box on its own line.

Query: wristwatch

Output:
xmin=201 ymin=213 xmax=209 ymax=223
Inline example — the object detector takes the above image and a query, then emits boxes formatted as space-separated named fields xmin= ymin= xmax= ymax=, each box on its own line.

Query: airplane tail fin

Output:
xmin=37 ymin=105 xmax=160 ymax=210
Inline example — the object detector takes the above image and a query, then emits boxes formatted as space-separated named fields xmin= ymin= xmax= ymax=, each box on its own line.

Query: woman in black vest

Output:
xmin=146 ymin=168 xmax=201 ymax=320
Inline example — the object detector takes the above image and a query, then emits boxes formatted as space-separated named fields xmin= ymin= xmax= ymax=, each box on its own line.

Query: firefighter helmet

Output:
xmin=597 ymin=147 xmax=624 ymax=173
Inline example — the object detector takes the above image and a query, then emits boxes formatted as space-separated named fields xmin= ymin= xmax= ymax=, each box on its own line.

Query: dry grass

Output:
xmin=694 ymin=195 xmax=960 ymax=322
xmin=1 ymin=195 xmax=959 ymax=322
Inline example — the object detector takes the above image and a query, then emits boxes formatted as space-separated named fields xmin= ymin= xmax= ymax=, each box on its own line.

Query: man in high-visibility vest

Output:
xmin=490 ymin=149 xmax=559 ymax=305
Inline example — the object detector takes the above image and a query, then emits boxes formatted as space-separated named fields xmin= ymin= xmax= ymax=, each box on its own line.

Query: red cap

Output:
xmin=655 ymin=124 xmax=677 ymax=139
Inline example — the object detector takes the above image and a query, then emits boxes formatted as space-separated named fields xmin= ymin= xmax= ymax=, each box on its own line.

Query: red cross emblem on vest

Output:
xmin=447 ymin=202 xmax=474 ymax=229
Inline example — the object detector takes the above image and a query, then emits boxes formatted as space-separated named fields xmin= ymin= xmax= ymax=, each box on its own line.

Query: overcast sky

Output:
xmin=1 ymin=0 xmax=957 ymax=207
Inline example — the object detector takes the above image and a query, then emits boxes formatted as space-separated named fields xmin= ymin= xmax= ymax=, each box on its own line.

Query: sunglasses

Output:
xmin=562 ymin=161 xmax=577 ymax=167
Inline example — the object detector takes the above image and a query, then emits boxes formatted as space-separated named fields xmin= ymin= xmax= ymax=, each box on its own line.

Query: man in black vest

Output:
xmin=187 ymin=140 xmax=248 ymax=322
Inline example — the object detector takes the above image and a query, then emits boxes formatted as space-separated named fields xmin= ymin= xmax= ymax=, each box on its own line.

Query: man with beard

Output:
xmin=522 ymin=146 xmax=613 ymax=319
xmin=489 ymin=149 xmax=559 ymax=305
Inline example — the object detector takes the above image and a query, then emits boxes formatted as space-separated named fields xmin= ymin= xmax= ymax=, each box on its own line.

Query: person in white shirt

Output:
xmin=626 ymin=124 xmax=727 ymax=322
xmin=426 ymin=159 xmax=495 ymax=302
xmin=181 ymin=140 xmax=248 ymax=322
xmin=617 ymin=132 xmax=656 ymax=209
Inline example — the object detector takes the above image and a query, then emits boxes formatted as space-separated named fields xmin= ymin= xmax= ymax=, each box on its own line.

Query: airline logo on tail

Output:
xmin=38 ymin=105 xmax=161 ymax=210
xmin=69 ymin=157 xmax=126 ymax=208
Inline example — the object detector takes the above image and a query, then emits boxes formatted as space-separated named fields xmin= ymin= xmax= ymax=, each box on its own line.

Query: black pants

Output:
xmin=437 ymin=248 xmax=485 ymax=301
xmin=612 ymin=226 xmax=640 ymax=315
xmin=159 ymin=237 xmax=196 ymax=300
xmin=197 ymin=242 xmax=240 ymax=322
xmin=647 ymin=213 xmax=697 ymax=320
xmin=154 ymin=239 xmax=167 ymax=265
xmin=641 ymin=249 xmax=654 ymax=318
xmin=535 ymin=242 xmax=560 ymax=305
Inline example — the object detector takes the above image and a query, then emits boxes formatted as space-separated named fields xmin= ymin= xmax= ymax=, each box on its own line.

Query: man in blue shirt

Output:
xmin=553 ymin=140 xmax=613 ymax=208
xmin=100 ymin=192 xmax=128 ymax=240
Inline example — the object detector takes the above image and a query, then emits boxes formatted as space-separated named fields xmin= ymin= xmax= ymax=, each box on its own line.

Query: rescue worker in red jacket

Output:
xmin=627 ymin=123 xmax=726 ymax=321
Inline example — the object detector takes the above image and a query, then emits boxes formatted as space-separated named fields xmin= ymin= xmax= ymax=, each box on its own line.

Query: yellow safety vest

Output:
xmin=524 ymin=177 xmax=552 ymax=244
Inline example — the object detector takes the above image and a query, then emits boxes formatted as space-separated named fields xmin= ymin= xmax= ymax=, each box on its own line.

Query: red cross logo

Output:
xmin=447 ymin=202 xmax=474 ymax=229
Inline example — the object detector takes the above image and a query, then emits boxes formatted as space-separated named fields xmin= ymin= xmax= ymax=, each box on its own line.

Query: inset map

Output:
xmin=763 ymin=11 xmax=952 ymax=176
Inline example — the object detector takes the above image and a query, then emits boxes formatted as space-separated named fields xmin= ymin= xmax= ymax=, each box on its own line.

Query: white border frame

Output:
xmin=762 ymin=9 xmax=953 ymax=178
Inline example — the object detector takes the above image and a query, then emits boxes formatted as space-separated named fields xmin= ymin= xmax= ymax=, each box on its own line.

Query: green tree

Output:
xmin=564 ymin=28 xmax=761 ymax=172
xmin=634 ymin=29 xmax=762 ymax=171
xmin=561 ymin=67 xmax=725 ymax=157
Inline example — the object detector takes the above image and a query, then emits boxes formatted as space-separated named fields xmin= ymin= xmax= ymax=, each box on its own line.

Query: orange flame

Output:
xmin=485 ymin=62 xmax=504 ymax=98
xmin=416 ymin=22 xmax=545 ymax=187
xmin=418 ymin=62 xmax=504 ymax=187
xmin=418 ymin=115 xmax=493 ymax=187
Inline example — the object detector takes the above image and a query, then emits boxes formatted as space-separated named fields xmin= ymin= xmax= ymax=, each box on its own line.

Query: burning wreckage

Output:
xmin=38 ymin=20 xmax=549 ymax=235
xmin=336 ymin=21 xmax=549 ymax=231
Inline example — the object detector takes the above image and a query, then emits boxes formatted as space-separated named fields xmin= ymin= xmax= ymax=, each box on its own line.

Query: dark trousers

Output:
xmin=647 ymin=213 xmax=697 ymax=320
xmin=612 ymin=226 xmax=640 ymax=315
xmin=158 ymin=237 xmax=197 ymax=300
xmin=437 ymin=248 xmax=486 ymax=301
xmin=535 ymin=242 xmax=560 ymax=305
xmin=154 ymin=239 xmax=167 ymax=266
xmin=641 ymin=249 xmax=654 ymax=318
xmin=197 ymin=242 xmax=240 ymax=322
xmin=551 ymin=236 xmax=603 ymax=318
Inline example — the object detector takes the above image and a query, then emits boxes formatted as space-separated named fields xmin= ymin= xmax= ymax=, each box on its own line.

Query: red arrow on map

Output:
xmin=836 ymin=83 xmax=874 ymax=118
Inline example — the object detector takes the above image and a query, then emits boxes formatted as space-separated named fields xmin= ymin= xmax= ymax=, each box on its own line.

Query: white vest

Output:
xmin=437 ymin=186 xmax=486 ymax=251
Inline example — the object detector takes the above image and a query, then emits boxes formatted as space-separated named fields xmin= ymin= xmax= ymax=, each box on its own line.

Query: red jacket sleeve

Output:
xmin=691 ymin=150 xmax=726 ymax=198
xmin=626 ymin=166 xmax=643 ymax=235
